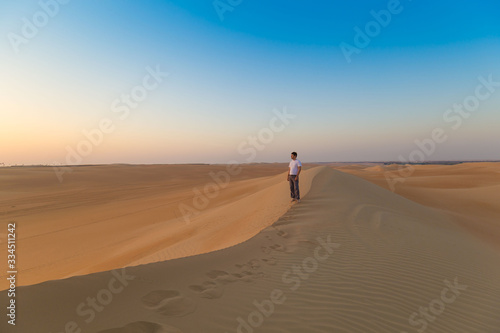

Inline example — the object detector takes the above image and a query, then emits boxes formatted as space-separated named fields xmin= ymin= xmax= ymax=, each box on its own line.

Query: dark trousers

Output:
xmin=289 ymin=175 xmax=300 ymax=200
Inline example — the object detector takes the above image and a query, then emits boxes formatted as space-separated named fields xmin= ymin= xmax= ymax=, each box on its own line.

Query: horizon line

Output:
xmin=1 ymin=160 xmax=500 ymax=168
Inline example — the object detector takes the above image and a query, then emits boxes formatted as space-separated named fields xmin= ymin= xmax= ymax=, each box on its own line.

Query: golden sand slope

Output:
xmin=0 ymin=164 xmax=318 ymax=289
xmin=334 ymin=162 xmax=500 ymax=250
xmin=3 ymin=166 xmax=498 ymax=333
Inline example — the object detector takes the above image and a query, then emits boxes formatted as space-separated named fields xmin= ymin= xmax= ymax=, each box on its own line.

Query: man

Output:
xmin=287 ymin=152 xmax=302 ymax=202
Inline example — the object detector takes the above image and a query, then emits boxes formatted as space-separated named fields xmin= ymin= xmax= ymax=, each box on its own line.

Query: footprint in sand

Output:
xmin=261 ymin=243 xmax=287 ymax=254
xmin=232 ymin=269 xmax=265 ymax=283
xmin=190 ymin=261 xmax=267 ymax=299
xmin=261 ymin=245 xmax=272 ymax=254
xmin=141 ymin=290 xmax=196 ymax=317
xmin=188 ymin=280 xmax=224 ymax=299
xmin=233 ymin=259 xmax=267 ymax=281
xmin=247 ymin=259 xmax=262 ymax=269
xmin=206 ymin=270 xmax=239 ymax=284
xmin=98 ymin=320 xmax=183 ymax=333
xmin=272 ymin=227 xmax=289 ymax=239
xmin=261 ymin=257 xmax=277 ymax=266
xmin=235 ymin=259 xmax=261 ymax=270
xmin=271 ymin=243 xmax=286 ymax=251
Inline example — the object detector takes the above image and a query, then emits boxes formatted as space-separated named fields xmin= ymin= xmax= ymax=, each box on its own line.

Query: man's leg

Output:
xmin=289 ymin=176 xmax=296 ymax=200
xmin=294 ymin=178 xmax=300 ymax=200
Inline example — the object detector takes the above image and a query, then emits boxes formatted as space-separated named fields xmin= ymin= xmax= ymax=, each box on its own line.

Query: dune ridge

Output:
xmin=0 ymin=164 xmax=320 ymax=289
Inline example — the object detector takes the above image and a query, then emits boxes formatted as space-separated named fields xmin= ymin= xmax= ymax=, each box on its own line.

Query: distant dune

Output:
xmin=335 ymin=162 xmax=500 ymax=250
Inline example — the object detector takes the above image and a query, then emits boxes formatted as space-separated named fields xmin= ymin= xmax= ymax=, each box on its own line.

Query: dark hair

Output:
xmin=291 ymin=152 xmax=297 ymax=157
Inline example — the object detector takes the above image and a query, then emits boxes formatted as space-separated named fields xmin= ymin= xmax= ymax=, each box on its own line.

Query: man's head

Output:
xmin=291 ymin=152 xmax=297 ymax=160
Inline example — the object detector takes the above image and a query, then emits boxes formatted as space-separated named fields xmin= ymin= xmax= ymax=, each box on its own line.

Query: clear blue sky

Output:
xmin=1 ymin=0 xmax=499 ymax=164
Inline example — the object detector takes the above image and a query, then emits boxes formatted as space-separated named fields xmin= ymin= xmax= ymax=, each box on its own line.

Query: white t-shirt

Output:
xmin=289 ymin=159 xmax=302 ymax=175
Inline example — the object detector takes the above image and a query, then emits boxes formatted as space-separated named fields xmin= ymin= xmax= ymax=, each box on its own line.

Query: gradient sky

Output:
xmin=1 ymin=0 xmax=499 ymax=165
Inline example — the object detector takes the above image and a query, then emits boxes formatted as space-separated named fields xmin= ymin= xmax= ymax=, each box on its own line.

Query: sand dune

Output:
xmin=2 ymin=166 xmax=499 ymax=333
xmin=334 ymin=162 xmax=500 ymax=250
xmin=0 ymin=163 xmax=317 ymax=288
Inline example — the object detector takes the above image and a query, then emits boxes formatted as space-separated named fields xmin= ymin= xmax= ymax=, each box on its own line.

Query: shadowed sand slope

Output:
xmin=3 ymin=167 xmax=499 ymax=333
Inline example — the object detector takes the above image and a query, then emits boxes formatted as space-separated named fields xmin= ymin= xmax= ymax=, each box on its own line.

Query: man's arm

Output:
xmin=287 ymin=167 xmax=291 ymax=180
xmin=295 ymin=166 xmax=301 ymax=180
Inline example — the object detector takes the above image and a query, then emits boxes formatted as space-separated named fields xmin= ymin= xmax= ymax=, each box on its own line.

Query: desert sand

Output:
xmin=1 ymin=163 xmax=499 ymax=332
xmin=0 ymin=163 xmax=316 ymax=288
xmin=335 ymin=162 xmax=500 ymax=250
